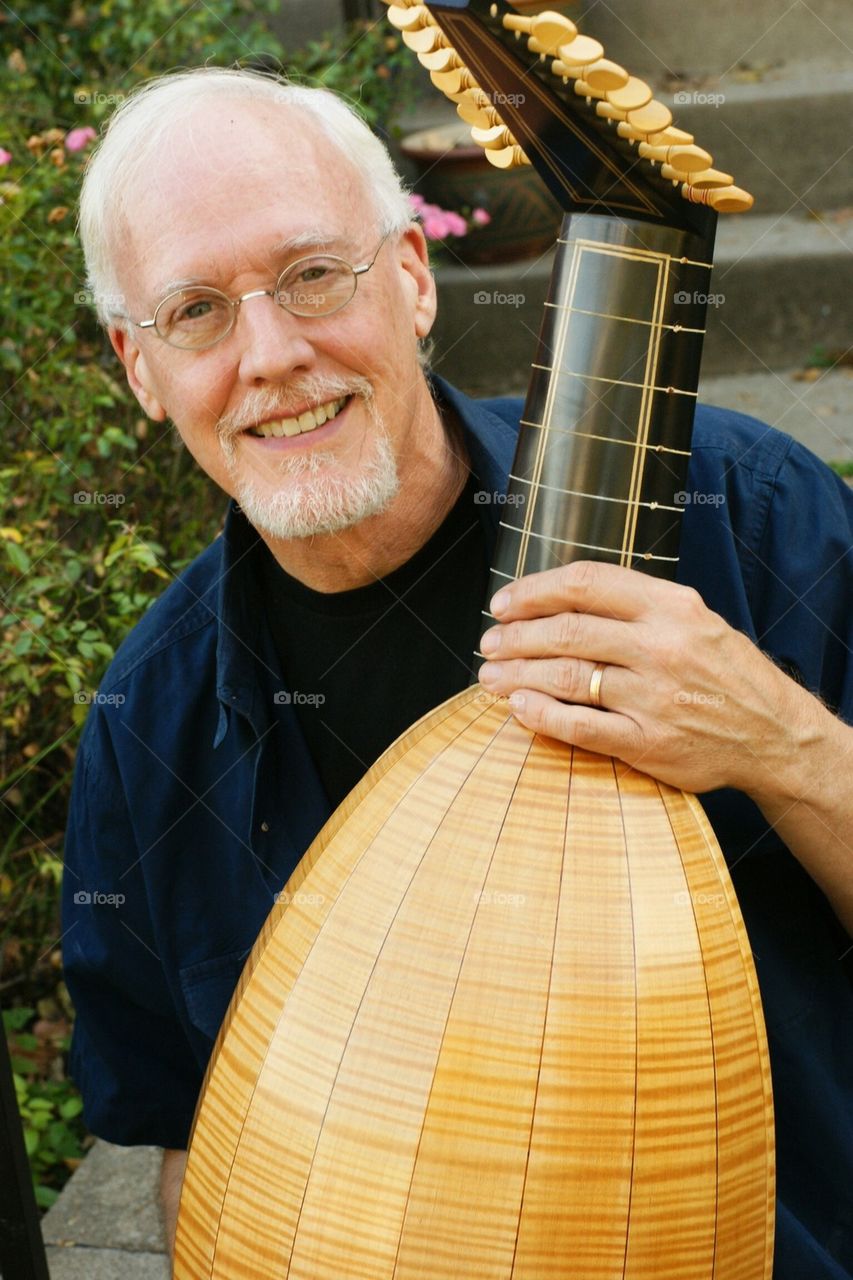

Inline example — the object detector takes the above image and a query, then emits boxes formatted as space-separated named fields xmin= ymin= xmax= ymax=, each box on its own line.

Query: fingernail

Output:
xmin=491 ymin=590 xmax=510 ymax=615
xmin=509 ymin=692 xmax=526 ymax=711
xmin=480 ymin=629 xmax=499 ymax=655
xmin=479 ymin=662 xmax=502 ymax=685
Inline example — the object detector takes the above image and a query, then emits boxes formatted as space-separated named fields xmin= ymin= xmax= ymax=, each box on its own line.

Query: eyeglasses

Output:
xmin=131 ymin=233 xmax=390 ymax=351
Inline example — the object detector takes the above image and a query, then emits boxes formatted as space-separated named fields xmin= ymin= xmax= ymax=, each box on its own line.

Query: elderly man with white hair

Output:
xmin=63 ymin=67 xmax=853 ymax=1275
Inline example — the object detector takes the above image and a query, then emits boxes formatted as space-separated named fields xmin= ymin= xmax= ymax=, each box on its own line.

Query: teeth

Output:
xmin=248 ymin=396 xmax=347 ymax=439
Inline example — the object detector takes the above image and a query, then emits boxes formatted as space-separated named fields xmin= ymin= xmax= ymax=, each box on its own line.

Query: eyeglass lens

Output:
xmin=154 ymin=256 xmax=359 ymax=349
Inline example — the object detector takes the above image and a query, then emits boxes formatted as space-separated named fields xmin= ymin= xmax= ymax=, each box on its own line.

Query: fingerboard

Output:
xmin=483 ymin=211 xmax=715 ymax=624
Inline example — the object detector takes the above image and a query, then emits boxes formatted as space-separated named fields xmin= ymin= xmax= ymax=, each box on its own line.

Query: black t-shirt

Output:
xmin=260 ymin=474 xmax=489 ymax=811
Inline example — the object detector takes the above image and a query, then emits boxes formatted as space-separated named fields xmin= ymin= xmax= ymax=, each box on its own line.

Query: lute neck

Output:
xmin=484 ymin=211 xmax=717 ymax=614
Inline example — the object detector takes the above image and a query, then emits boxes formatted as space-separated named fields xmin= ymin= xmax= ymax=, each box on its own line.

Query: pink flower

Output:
xmin=0 ymin=148 xmax=12 ymax=166
xmin=472 ymin=207 xmax=491 ymax=226
xmin=65 ymin=126 xmax=96 ymax=153
xmin=408 ymin=192 xmax=425 ymax=210
xmin=443 ymin=211 xmax=468 ymax=237
xmin=422 ymin=212 xmax=452 ymax=240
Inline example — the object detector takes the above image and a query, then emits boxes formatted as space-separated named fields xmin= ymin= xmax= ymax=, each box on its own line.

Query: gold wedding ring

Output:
xmin=588 ymin=661 xmax=606 ymax=708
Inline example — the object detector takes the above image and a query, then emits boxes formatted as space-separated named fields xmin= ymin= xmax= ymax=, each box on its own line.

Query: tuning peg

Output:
xmin=530 ymin=10 xmax=578 ymax=53
xmin=386 ymin=3 xmax=431 ymax=30
xmin=652 ymin=125 xmax=694 ymax=146
xmin=682 ymin=183 xmax=754 ymax=213
xmin=501 ymin=12 xmax=535 ymax=34
xmin=402 ymin=25 xmax=447 ymax=53
xmin=638 ymin=141 xmax=712 ymax=172
xmin=619 ymin=121 xmax=695 ymax=146
xmin=485 ymin=143 xmax=532 ymax=169
xmin=418 ymin=46 xmax=459 ymax=72
xmin=665 ymin=165 xmax=733 ymax=187
xmin=624 ymin=99 xmax=673 ymax=134
xmin=576 ymin=59 xmax=629 ymax=92
xmin=470 ymin=123 xmax=516 ymax=150
xmin=430 ymin=66 xmax=480 ymax=96
xmin=606 ymin=76 xmax=653 ymax=112
xmin=456 ymin=88 xmax=502 ymax=129
xmin=557 ymin=34 xmax=604 ymax=66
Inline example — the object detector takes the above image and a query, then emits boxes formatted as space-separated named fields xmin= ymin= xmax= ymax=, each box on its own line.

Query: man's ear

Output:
xmin=109 ymin=326 xmax=168 ymax=423
xmin=397 ymin=223 xmax=437 ymax=341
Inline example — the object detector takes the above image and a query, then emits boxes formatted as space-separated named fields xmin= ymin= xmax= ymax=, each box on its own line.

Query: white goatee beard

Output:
xmin=218 ymin=379 xmax=400 ymax=540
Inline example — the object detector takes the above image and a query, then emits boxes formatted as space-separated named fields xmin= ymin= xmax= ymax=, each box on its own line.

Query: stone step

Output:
xmin=40 ymin=1141 xmax=168 ymax=1278
xmin=657 ymin=66 xmax=853 ymax=215
xmin=430 ymin=209 xmax=853 ymax=389
xmin=394 ymin=56 xmax=853 ymax=217
xmin=697 ymin=367 xmax=853 ymax=463
xmin=576 ymin=0 xmax=853 ymax=76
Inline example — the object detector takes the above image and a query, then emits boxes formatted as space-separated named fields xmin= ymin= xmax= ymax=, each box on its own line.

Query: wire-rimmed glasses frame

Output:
xmin=130 ymin=231 xmax=391 ymax=351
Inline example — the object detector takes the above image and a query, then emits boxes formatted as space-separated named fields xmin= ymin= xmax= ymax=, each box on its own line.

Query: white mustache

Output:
xmin=217 ymin=375 xmax=373 ymax=443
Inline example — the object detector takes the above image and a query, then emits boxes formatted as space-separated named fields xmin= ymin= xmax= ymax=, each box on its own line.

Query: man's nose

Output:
xmin=234 ymin=293 xmax=317 ymax=385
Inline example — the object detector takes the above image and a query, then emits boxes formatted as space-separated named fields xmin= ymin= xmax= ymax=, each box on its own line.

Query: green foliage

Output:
xmin=1 ymin=0 xmax=416 ymax=1210
xmin=290 ymin=21 xmax=420 ymax=133
xmin=4 ymin=1006 xmax=89 ymax=1210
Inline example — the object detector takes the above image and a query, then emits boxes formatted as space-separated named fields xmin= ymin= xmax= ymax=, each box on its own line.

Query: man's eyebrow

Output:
xmin=150 ymin=229 xmax=349 ymax=299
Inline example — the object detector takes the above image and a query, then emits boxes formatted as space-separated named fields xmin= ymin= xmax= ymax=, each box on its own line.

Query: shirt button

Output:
xmin=260 ymin=821 xmax=270 ymax=833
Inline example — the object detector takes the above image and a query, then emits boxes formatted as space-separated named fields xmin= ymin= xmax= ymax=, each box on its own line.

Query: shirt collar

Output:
xmin=212 ymin=373 xmax=519 ymax=736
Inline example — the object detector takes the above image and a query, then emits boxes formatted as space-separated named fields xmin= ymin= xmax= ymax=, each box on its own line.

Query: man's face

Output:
xmin=109 ymin=100 xmax=437 ymax=538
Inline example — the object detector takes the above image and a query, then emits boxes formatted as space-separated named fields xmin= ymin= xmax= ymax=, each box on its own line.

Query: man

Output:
xmin=63 ymin=67 xmax=852 ymax=1273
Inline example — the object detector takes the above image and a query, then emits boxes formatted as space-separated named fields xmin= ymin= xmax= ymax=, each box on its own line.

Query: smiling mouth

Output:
xmin=245 ymin=396 xmax=350 ymax=439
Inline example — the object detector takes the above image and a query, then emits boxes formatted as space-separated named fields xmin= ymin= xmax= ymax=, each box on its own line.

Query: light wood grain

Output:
xmin=175 ymin=689 xmax=774 ymax=1280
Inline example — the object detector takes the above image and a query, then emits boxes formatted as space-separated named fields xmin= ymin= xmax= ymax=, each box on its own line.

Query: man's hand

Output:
xmin=478 ymin=560 xmax=813 ymax=799
xmin=160 ymin=1148 xmax=187 ymax=1258
xmin=478 ymin=561 xmax=853 ymax=934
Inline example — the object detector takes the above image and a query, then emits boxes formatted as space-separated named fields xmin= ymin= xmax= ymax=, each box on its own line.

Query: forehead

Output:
xmin=121 ymin=100 xmax=373 ymax=299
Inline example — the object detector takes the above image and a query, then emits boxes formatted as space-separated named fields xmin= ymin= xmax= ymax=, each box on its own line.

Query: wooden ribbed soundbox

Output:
xmin=174 ymin=5 xmax=775 ymax=1277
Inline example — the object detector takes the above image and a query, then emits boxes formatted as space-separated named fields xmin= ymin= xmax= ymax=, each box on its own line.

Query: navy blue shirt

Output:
xmin=62 ymin=378 xmax=853 ymax=1277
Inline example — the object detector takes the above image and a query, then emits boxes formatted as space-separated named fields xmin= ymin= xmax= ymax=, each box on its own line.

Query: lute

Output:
xmin=174 ymin=5 xmax=775 ymax=1277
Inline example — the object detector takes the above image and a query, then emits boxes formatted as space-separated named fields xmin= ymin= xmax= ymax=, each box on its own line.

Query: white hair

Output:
xmin=76 ymin=66 xmax=414 ymax=328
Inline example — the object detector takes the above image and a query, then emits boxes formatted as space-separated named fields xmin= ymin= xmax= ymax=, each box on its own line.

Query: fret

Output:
xmin=543 ymin=302 xmax=705 ymax=335
xmin=487 ymin=568 xmax=516 ymax=580
xmin=531 ymin=363 xmax=699 ymax=397
xmin=508 ymin=472 xmax=686 ymax=514
xmin=519 ymin=419 xmax=692 ymax=457
xmin=498 ymin=521 xmax=680 ymax=562
xmin=556 ymin=238 xmax=714 ymax=271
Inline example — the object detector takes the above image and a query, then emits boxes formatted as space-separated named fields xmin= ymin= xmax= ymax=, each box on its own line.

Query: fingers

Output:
xmin=480 ymin=607 xmax=639 ymax=666
xmin=505 ymin=688 xmax=643 ymax=758
xmin=490 ymin=560 xmax=662 ymax=622
xmin=479 ymin=655 xmax=630 ymax=709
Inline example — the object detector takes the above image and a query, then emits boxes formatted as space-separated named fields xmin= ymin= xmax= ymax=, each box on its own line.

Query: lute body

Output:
xmin=175 ymin=5 xmax=774 ymax=1276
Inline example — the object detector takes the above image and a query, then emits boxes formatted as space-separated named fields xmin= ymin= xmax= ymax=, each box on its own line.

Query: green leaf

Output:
xmin=6 ymin=541 xmax=31 ymax=574
xmin=35 ymin=1184 xmax=59 ymax=1209
xmin=3 ymin=1007 xmax=34 ymax=1031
